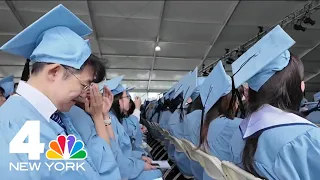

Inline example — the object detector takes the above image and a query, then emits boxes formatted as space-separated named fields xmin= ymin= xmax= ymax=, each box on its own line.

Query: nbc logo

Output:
xmin=9 ymin=121 xmax=86 ymax=172
xmin=46 ymin=135 xmax=87 ymax=160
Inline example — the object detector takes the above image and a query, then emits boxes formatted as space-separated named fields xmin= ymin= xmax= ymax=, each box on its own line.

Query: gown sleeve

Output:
xmin=109 ymin=139 xmax=145 ymax=179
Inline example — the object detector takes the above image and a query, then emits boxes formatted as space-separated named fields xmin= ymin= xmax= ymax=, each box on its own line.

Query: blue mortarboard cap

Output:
xmin=173 ymin=71 xmax=191 ymax=99
xmin=0 ymin=4 xmax=92 ymax=69
xmin=112 ymin=84 xmax=134 ymax=96
xmin=163 ymin=82 xmax=177 ymax=100
xmin=200 ymin=61 xmax=232 ymax=114
xmin=231 ymin=25 xmax=295 ymax=91
xmin=314 ymin=92 xmax=320 ymax=102
xmin=190 ymin=77 xmax=206 ymax=102
xmin=0 ymin=75 xmax=14 ymax=97
xmin=99 ymin=76 xmax=124 ymax=92
xmin=182 ymin=67 xmax=198 ymax=105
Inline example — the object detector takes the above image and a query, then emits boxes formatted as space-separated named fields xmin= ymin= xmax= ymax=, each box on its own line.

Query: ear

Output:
xmin=46 ymin=64 xmax=63 ymax=81
xmin=301 ymin=81 xmax=305 ymax=93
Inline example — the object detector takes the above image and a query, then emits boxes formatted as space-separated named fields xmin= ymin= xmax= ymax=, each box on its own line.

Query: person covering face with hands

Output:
xmin=65 ymin=84 xmax=121 ymax=179
xmin=0 ymin=4 xmax=110 ymax=180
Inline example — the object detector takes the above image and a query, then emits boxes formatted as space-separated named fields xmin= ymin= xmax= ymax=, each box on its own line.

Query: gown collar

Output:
xmin=240 ymin=104 xmax=316 ymax=138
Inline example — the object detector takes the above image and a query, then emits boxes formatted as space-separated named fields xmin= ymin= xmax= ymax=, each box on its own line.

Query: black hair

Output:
xmin=199 ymin=92 xmax=237 ymax=148
xmin=169 ymin=94 xmax=183 ymax=113
xmin=21 ymin=59 xmax=30 ymax=81
xmin=30 ymin=54 xmax=106 ymax=83
xmin=14 ymin=83 xmax=18 ymax=89
xmin=186 ymin=95 xmax=203 ymax=114
xmin=242 ymin=53 xmax=304 ymax=177
xmin=0 ymin=87 xmax=5 ymax=96
xmin=128 ymin=99 xmax=136 ymax=116
xmin=111 ymin=92 xmax=126 ymax=123
xmin=151 ymin=99 xmax=166 ymax=123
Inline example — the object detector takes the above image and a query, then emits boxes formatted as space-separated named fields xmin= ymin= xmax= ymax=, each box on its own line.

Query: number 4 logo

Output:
xmin=9 ymin=121 xmax=45 ymax=160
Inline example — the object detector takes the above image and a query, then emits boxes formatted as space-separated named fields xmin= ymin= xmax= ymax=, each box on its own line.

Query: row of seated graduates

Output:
xmin=140 ymin=25 xmax=320 ymax=180
xmin=0 ymin=4 xmax=164 ymax=180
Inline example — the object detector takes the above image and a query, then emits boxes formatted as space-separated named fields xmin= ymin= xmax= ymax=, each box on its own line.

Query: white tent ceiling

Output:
xmin=0 ymin=1 xmax=319 ymax=100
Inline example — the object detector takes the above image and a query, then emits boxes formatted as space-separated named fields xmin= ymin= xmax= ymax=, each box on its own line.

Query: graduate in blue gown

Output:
xmin=231 ymin=25 xmax=320 ymax=180
xmin=0 ymin=4 xmax=108 ymax=180
xmin=99 ymin=78 xmax=162 ymax=180
xmin=63 ymin=82 xmax=121 ymax=179
xmin=0 ymin=75 xmax=14 ymax=106
xmin=183 ymin=98 xmax=204 ymax=180
xmin=168 ymin=67 xmax=206 ymax=177
xmin=194 ymin=61 xmax=245 ymax=180
xmin=122 ymin=98 xmax=144 ymax=151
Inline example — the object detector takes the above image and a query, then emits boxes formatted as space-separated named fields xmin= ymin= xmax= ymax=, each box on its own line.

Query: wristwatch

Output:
xmin=104 ymin=116 xmax=112 ymax=126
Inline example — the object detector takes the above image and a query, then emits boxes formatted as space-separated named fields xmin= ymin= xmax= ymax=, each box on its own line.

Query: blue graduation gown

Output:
xmin=253 ymin=124 xmax=320 ymax=179
xmin=159 ymin=110 xmax=172 ymax=131
xmin=183 ymin=110 xmax=203 ymax=180
xmin=167 ymin=109 xmax=192 ymax=176
xmin=122 ymin=115 xmax=143 ymax=151
xmin=0 ymin=96 xmax=100 ymax=180
xmin=109 ymin=111 xmax=162 ymax=180
xmin=202 ymin=117 xmax=243 ymax=180
xmin=64 ymin=106 xmax=121 ymax=179
xmin=239 ymin=104 xmax=320 ymax=180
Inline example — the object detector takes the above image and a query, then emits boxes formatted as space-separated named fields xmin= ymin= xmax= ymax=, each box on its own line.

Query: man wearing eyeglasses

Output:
xmin=0 ymin=5 xmax=120 ymax=180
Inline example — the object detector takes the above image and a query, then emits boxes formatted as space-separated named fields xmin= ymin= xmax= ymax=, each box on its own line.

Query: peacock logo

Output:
xmin=46 ymin=135 xmax=87 ymax=160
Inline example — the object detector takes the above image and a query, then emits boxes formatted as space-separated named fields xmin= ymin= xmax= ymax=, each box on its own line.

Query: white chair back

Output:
xmin=180 ymin=138 xmax=198 ymax=161
xmin=194 ymin=150 xmax=226 ymax=180
xmin=221 ymin=161 xmax=263 ymax=180
xmin=167 ymin=135 xmax=185 ymax=153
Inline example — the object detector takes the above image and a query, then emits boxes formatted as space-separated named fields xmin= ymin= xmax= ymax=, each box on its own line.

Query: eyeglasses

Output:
xmin=63 ymin=66 xmax=90 ymax=91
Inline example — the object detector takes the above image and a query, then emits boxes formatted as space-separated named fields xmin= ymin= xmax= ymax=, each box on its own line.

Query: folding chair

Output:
xmin=180 ymin=138 xmax=198 ymax=161
xmin=221 ymin=161 xmax=263 ymax=180
xmin=166 ymin=135 xmax=194 ymax=179
xmin=193 ymin=148 xmax=226 ymax=180
xmin=167 ymin=135 xmax=185 ymax=153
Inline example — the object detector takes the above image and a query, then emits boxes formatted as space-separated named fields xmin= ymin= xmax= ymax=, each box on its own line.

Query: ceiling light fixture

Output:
xmin=155 ymin=46 xmax=161 ymax=52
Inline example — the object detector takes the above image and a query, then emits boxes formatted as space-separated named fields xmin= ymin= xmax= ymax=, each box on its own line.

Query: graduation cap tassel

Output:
xmin=228 ymin=77 xmax=237 ymax=115
xmin=229 ymin=76 xmax=246 ymax=118
xmin=198 ymin=86 xmax=213 ymax=149
xmin=198 ymin=107 xmax=205 ymax=149
xmin=21 ymin=59 xmax=30 ymax=81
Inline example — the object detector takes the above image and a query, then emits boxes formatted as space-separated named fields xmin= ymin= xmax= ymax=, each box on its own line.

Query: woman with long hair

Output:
xmin=109 ymin=85 xmax=162 ymax=180
xmin=122 ymin=98 xmax=145 ymax=151
xmin=194 ymin=61 xmax=245 ymax=180
xmin=65 ymin=85 xmax=121 ymax=179
xmin=183 ymin=95 xmax=205 ymax=180
xmin=232 ymin=25 xmax=320 ymax=179
xmin=168 ymin=75 xmax=206 ymax=178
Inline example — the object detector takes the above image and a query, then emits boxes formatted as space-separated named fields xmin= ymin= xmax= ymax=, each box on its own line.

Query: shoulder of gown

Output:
xmin=206 ymin=117 xmax=242 ymax=162
xmin=254 ymin=124 xmax=320 ymax=180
